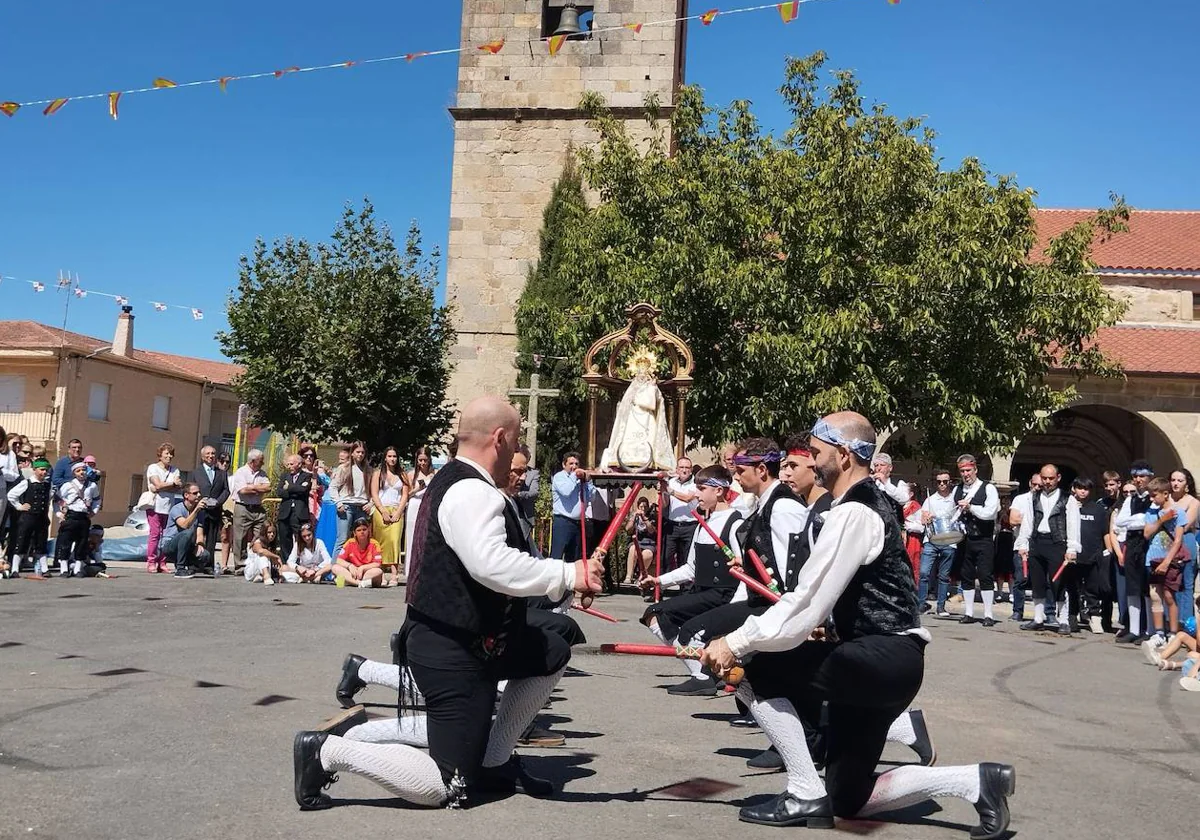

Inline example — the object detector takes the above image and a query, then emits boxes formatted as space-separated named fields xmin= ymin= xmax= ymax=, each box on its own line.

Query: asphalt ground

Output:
xmin=0 ymin=570 xmax=1192 ymax=840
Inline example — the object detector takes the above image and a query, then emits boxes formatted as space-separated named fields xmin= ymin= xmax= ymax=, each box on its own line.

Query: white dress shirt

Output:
xmin=667 ymin=477 xmax=699 ymax=522
xmin=876 ymin=478 xmax=910 ymax=506
xmin=725 ymin=484 xmax=931 ymax=658
xmin=957 ymin=479 xmax=1000 ymax=523
xmin=755 ymin=480 xmax=809 ymax=584
xmin=288 ymin=542 xmax=333 ymax=571
xmin=1017 ymin=488 xmax=1082 ymax=554
xmin=1010 ymin=492 xmax=1034 ymax=551
xmin=658 ymin=508 xmax=743 ymax=589
xmin=920 ymin=491 xmax=958 ymax=544
xmin=1114 ymin=493 xmax=1149 ymax=532
xmin=60 ymin=478 xmax=101 ymax=515
xmin=439 ymin=456 xmax=574 ymax=601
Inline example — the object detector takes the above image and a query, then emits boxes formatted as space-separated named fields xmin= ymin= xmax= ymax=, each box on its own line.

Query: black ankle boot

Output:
xmin=746 ymin=745 xmax=785 ymax=771
xmin=971 ymin=762 xmax=1016 ymax=840
xmin=477 ymin=755 xmax=555 ymax=797
xmin=293 ymin=731 xmax=336 ymax=810
xmin=335 ymin=653 xmax=367 ymax=708
xmin=739 ymin=792 xmax=835 ymax=828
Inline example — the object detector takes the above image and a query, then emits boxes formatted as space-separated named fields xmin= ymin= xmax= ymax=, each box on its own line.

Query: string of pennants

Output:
xmin=0 ymin=271 xmax=208 ymax=321
xmin=1 ymin=0 xmax=899 ymax=120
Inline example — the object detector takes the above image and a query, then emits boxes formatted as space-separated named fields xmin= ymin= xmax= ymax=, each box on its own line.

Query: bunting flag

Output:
xmin=700 ymin=9 xmax=720 ymax=25
xmin=548 ymin=34 xmax=567 ymax=56
xmin=404 ymin=52 xmax=430 ymax=62
xmin=624 ymin=23 xmax=643 ymax=34
xmin=43 ymin=98 xmax=68 ymax=116
xmin=152 ymin=302 xmax=168 ymax=311
xmin=478 ymin=39 xmax=505 ymax=54
xmin=108 ymin=92 xmax=121 ymax=120
xmin=219 ymin=76 xmax=233 ymax=93
xmin=1 ymin=102 xmax=19 ymax=117
xmin=153 ymin=78 xmax=177 ymax=88
xmin=3 ymin=271 xmax=216 ymax=323
xmin=778 ymin=2 xmax=799 ymax=22
xmin=191 ymin=308 xmax=204 ymax=320
xmin=115 ymin=295 xmax=128 ymax=306
xmin=32 ymin=282 xmax=45 ymax=292
xmin=273 ymin=66 xmax=300 ymax=78
xmin=74 ymin=288 xmax=87 ymax=298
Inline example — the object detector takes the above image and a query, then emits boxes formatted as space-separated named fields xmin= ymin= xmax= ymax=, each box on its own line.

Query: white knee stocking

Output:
xmin=886 ymin=709 xmax=916 ymax=746
xmin=749 ymin=695 xmax=827 ymax=800
xmin=1033 ymin=602 xmax=1046 ymax=624
xmin=856 ymin=764 xmax=981 ymax=817
xmin=482 ymin=669 xmax=564 ymax=768
xmin=319 ymin=736 xmax=447 ymax=807
xmin=358 ymin=658 xmax=420 ymax=695
xmin=647 ymin=621 xmax=667 ymax=643
xmin=981 ymin=590 xmax=995 ymax=619
xmin=961 ymin=589 xmax=975 ymax=618
xmin=344 ymin=716 xmax=429 ymax=747
xmin=1128 ymin=602 xmax=1142 ymax=636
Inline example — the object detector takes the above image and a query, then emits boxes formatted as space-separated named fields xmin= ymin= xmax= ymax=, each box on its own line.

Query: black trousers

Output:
xmin=663 ymin=520 xmax=696 ymax=573
xmin=403 ymin=618 xmax=571 ymax=786
xmin=276 ymin=513 xmax=307 ymax=564
xmin=54 ymin=512 xmax=91 ymax=565
xmin=642 ymin=587 xmax=734 ymax=641
xmin=956 ymin=536 xmax=995 ymax=590
xmin=746 ymin=633 xmax=926 ymax=817
xmin=675 ymin=600 xmax=768 ymax=647
xmin=1028 ymin=535 xmax=1067 ymax=606
xmin=201 ymin=508 xmax=222 ymax=558
xmin=12 ymin=511 xmax=49 ymax=558
xmin=526 ymin=606 xmax=587 ymax=647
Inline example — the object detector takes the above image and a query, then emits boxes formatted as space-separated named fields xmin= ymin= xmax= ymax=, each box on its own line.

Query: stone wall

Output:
xmin=445 ymin=0 xmax=685 ymax=408
xmin=1106 ymin=283 xmax=1192 ymax=322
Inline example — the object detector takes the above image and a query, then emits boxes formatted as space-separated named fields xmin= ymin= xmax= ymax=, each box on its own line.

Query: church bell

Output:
xmin=553 ymin=3 xmax=584 ymax=37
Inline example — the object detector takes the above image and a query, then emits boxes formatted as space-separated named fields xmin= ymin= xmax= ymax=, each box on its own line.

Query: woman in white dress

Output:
xmin=404 ymin=446 xmax=437 ymax=566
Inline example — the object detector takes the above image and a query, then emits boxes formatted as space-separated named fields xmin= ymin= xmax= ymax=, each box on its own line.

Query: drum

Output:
xmin=928 ymin=515 xmax=964 ymax=545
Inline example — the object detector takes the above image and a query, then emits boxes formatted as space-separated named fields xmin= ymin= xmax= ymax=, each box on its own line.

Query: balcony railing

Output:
xmin=0 ymin=411 xmax=54 ymax=443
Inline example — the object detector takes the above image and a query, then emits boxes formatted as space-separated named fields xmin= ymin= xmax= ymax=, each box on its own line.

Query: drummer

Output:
xmin=918 ymin=467 xmax=960 ymax=616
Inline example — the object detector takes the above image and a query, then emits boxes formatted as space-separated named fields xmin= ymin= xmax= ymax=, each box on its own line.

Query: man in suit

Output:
xmin=195 ymin=445 xmax=230 ymax=572
xmin=276 ymin=453 xmax=313 ymax=561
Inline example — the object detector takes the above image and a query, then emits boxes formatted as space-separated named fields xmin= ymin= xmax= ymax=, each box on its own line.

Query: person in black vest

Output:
xmin=1017 ymin=464 xmax=1082 ymax=634
xmin=731 ymin=437 xmax=809 ymax=605
xmin=1114 ymin=460 xmax=1154 ymax=644
xmin=952 ymin=454 xmax=1001 ymax=627
xmin=1073 ymin=477 xmax=1112 ymax=634
xmin=5 ymin=457 xmax=54 ymax=578
xmin=194 ymin=445 xmax=230 ymax=566
xmin=275 ymin=454 xmax=313 ymax=563
xmin=293 ymin=396 xmax=601 ymax=811
xmin=638 ymin=464 xmax=744 ymax=696
xmin=702 ymin=412 xmax=1016 ymax=838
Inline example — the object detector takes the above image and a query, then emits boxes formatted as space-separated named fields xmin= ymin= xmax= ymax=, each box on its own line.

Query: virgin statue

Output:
xmin=599 ymin=347 xmax=677 ymax=472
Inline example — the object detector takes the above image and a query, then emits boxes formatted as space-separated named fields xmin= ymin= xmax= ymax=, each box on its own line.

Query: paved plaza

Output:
xmin=1 ymin=571 xmax=1192 ymax=840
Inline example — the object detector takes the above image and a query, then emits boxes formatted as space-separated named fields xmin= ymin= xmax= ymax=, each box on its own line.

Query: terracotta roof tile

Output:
xmin=0 ymin=320 xmax=241 ymax=386
xmin=1090 ymin=325 xmax=1200 ymax=376
xmin=1034 ymin=209 xmax=1200 ymax=273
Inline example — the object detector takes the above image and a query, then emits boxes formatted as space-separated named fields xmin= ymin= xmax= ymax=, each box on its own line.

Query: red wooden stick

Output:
xmin=601 ymin=642 xmax=676 ymax=656
xmin=745 ymin=548 xmax=778 ymax=591
xmin=573 ymin=602 xmax=619 ymax=623
xmin=655 ymin=479 xmax=665 ymax=603
xmin=691 ymin=508 xmax=739 ymax=565
xmin=732 ymin=566 xmax=781 ymax=603
xmin=579 ymin=480 xmax=589 ymax=560
xmin=1052 ymin=560 xmax=1074 ymax=583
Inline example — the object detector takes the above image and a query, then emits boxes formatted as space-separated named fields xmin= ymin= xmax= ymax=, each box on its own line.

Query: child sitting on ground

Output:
xmin=284 ymin=521 xmax=333 ymax=583
xmin=331 ymin=517 xmax=384 ymax=589
xmin=245 ymin=521 xmax=282 ymax=586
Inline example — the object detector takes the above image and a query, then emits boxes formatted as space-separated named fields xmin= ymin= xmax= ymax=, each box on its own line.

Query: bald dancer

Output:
xmin=293 ymin=396 xmax=603 ymax=810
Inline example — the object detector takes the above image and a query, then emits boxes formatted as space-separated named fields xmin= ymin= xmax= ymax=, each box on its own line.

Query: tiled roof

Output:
xmin=1090 ymin=325 xmax=1200 ymax=376
xmin=1034 ymin=209 xmax=1200 ymax=273
xmin=0 ymin=320 xmax=241 ymax=385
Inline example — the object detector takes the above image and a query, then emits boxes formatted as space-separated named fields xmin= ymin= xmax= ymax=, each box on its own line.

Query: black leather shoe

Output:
xmin=317 ymin=705 xmax=367 ymax=738
xmin=666 ymin=676 xmax=720 ymax=696
xmin=738 ymin=791 xmax=835 ymax=828
xmin=1058 ymin=624 xmax=1072 ymax=636
xmin=336 ymin=653 xmax=367 ymax=708
xmin=1020 ymin=620 xmax=1044 ymax=631
xmin=747 ymin=745 xmax=785 ymax=771
xmin=729 ymin=715 xmax=758 ymax=728
xmin=293 ymin=731 xmax=336 ymax=810
xmin=959 ymin=615 xmax=978 ymax=625
xmin=981 ymin=617 xmax=996 ymax=628
xmin=477 ymin=755 xmax=555 ymax=797
xmin=908 ymin=709 xmax=937 ymax=766
xmin=970 ymin=762 xmax=1015 ymax=840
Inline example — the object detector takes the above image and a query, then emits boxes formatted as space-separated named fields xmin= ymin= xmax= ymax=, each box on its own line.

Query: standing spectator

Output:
xmin=1075 ymin=478 xmax=1112 ymax=634
xmin=370 ymin=446 xmax=410 ymax=577
xmin=871 ymin=452 xmax=910 ymax=506
xmin=331 ymin=442 xmax=370 ymax=558
xmin=4 ymin=456 xmax=53 ymax=578
xmin=1098 ymin=470 xmax=1124 ymax=632
xmin=51 ymin=438 xmax=84 ymax=499
xmin=1168 ymin=469 xmax=1199 ymax=624
xmin=195 ymin=445 xmax=229 ymax=571
xmin=586 ymin=484 xmax=616 ymax=591
xmin=57 ymin=461 xmax=101 ymax=577
xmin=512 ymin=444 xmax=538 ymax=522
xmin=0 ymin=430 xmax=18 ymax=537
xmin=902 ymin=485 xmax=924 ymax=583
xmin=405 ymin=445 xmax=438 ymax=564
xmin=215 ymin=451 xmax=234 ymax=573
xmin=622 ymin=497 xmax=657 ymax=586
xmin=664 ymin=457 xmax=699 ymax=573
xmin=1115 ymin=460 xmax=1155 ymax=643
xmin=550 ymin=451 xmax=590 ymax=562
xmin=161 ymin=483 xmax=210 ymax=579
xmin=145 ymin=443 xmax=183 ymax=574
xmin=1008 ymin=473 xmax=1044 ymax=623
xmin=1144 ymin=476 xmax=1186 ymax=648
xmin=275 ymin=453 xmax=314 ymax=562
xmin=229 ymin=449 xmax=272 ymax=573
xmin=298 ymin=444 xmax=325 ymax=525
xmin=317 ymin=448 xmax=348 ymax=556
xmin=3 ymin=439 xmax=31 ymax=571
xmin=918 ymin=468 xmax=961 ymax=617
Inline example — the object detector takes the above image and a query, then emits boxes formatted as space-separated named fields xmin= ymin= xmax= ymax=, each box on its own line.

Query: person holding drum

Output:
xmin=953 ymin=454 xmax=1002 ymax=627
xmin=919 ymin=468 xmax=962 ymax=616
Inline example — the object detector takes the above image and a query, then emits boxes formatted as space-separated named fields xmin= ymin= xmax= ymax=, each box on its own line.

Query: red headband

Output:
xmin=787 ymin=447 xmax=810 ymax=456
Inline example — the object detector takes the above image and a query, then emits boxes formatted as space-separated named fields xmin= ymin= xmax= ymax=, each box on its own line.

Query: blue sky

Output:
xmin=3 ymin=0 xmax=1196 ymax=362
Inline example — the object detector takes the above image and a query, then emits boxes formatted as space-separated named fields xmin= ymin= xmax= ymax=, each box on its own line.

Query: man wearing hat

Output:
xmin=5 ymin=457 xmax=54 ymax=577
xmin=57 ymin=460 xmax=101 ymax=577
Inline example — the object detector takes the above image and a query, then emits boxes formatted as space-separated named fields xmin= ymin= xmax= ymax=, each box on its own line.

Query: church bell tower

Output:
xmin=444 ymin=0 xmax=688 ymax=407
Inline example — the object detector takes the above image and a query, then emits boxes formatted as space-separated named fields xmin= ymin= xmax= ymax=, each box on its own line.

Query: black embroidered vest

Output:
xmin=829 ymin=478 xmax=921 ymax=642
xmin=692 ymin=510 xmax=743 ymax=592
xmin=1031 ymin=491 xmax=1069 ymax=546
xmin=741 ymin=482 xmax=804 ymax=607
xmin=19 ymin=479 xmax=52 ymax=516
xmin=952 ymin=482 xmax=995 ymax=538
xmin=1123 ymin=492 xmax=1151 ymax=554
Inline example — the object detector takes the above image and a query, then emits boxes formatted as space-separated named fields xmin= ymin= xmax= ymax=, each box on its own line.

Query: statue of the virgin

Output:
xmin=598 ymin=347 xmax=677 ymax=472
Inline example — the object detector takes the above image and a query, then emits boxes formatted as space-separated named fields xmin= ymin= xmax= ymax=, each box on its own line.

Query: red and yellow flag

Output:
xmin=43 ymin=98 xmax=68 ymax=116
xmin=153 ymin=78 xmax=177 ymax=88
xmin=700 ymin=9 xmax=719 ymax=25
xmin=108 ymin=92 xmax=121 ymax=120
xmin=624 ymin=23 xmax=643 ymax=34
xmin=478 ymin=39 xmax=505 ymax=55
xmin=405 ymin=51 xmax=430 ymax=62
xmin=219 ymin=76 xmax=233 ymax=93
xmin=274 ymin=66 xmax=300 ymax=78
xmin=342 ymin=60 xmax=357 ymax=67
xmin=888 ymin=0 xmax=901 ymax=4
xmin=778 ymin=2 xmax=799 ymax=22
xmin=0 ymin=101 xmax=19 ymax=117
xmin=548 ymin=34 xmax=567 ymax=56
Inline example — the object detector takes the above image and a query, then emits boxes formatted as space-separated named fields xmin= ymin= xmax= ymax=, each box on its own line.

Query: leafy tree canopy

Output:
xmin=516 ymin=52 xmax=1127 ymax=460
xmin=219 ymin=200 xmax=455 ymax=457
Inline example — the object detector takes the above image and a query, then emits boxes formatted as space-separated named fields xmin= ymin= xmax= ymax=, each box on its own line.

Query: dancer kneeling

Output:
xmin=293 ymin=396 xmax=602 ymax=811
xmin=702 ymin=412 xmax=1015 ymax=839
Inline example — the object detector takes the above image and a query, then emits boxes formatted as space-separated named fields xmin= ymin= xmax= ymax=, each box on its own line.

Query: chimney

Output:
xmin=113 ymin=305 xmax=134 ymax=357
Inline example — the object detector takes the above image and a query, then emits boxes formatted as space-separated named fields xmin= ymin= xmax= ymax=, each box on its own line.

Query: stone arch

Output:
xmin=1011 ymin=404 xmax=1183 ymax=491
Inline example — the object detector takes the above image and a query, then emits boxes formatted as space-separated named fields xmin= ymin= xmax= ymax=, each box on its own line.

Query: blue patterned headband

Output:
xmin=1130 ymin=468 xmax=1154 ymax=477
xmin=732 ymin=451 xmax=782 ymax=466
xmin=698 ymin=477 xmax=732 ymax=489
xmin=809 ymin=418 xmax=876 ymax=461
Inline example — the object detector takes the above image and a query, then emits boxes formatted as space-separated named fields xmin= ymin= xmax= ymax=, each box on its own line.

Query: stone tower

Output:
xmin=444 ymin=0 xmax=688 ymax=407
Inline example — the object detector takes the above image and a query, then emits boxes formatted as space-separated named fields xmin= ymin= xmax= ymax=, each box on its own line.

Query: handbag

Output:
xmin=136 ymin=490 xmax=156 ymax=511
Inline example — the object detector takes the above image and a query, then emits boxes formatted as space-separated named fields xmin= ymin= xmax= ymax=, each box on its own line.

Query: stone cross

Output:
xmin=507 ymin=372 xmax=560 ymax=469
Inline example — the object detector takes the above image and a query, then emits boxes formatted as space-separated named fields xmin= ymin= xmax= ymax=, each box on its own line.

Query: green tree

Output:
xmin=218 ymin=200 xmax=456 ymax=456
xmin=516 ymin=52 xmax=1127 ymax=459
